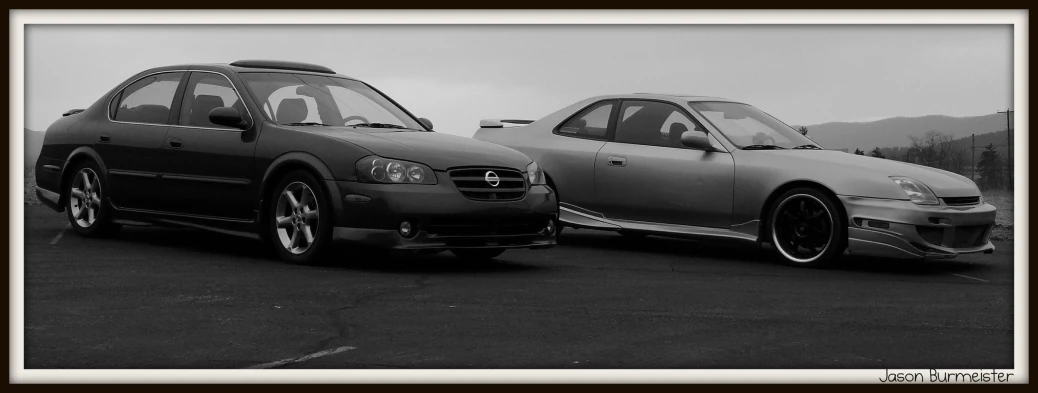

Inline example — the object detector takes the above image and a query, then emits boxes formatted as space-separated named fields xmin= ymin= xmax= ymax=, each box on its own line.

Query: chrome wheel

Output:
xmin=274 ymin=181 xmax=320 ymax=255
xmin=68 ymin=168 xmax=101 ymax=228
xmin=771 ymin=194 xmax=834 ymax=264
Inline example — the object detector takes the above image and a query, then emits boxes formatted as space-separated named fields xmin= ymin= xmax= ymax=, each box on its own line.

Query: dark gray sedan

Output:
xmin=34 ymin=60 xmax=557 ymax=265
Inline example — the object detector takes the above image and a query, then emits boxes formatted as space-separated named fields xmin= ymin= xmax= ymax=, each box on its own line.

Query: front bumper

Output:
xmin=840 ymin=195 xmax=996 ymax=259
xmin=326 ymin=172 xmax=558 ymax=251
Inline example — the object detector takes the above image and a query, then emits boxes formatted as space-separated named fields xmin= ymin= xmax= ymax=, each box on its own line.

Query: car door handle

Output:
xmin=98 ymin=133 xmax=111 ymax=143
xmin=168 ymin=138 xmax=183 ymax=149
xmin=607 ymin=156 xmax=627 ymax=167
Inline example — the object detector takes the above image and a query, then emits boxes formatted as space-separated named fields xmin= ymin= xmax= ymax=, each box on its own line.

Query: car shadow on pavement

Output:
xmin=560 ymin=230 xmax=1005 ymax=278
xmin=112 ymin=226 xmax=543 ymax=274
xmin=112 ymin=226 xmax=277 ymax=260
xmin=321 ymin=245 xmax=545 ymax=275
xmin=559 ymin=230 xmax=776 ymax=265
xmin=834 ymin=255 xmax=993 ymax=276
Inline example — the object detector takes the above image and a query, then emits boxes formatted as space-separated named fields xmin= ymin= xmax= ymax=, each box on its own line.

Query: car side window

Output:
xmin=555 ymin=101 xmax=615 ymax=140
xmin=615 ymin=100 xmax=708 ymax=149
xmin=178 ymin=72 xmax=246 ymax=129
xmin=112 ymin=72 xmax=184 ymax=125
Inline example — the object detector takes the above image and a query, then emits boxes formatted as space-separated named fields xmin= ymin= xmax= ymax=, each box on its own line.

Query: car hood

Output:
xmin=740 ymin=150 xmax=981 ymax=197
xmin=302 ymin=127 xmax=533 ymax=171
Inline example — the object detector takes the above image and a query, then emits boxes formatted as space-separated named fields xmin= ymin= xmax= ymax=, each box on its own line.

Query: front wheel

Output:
xmin=450 ymin=248 xmax=505 ymax=261
xmin=267 ymin=171 xmax=332 ymax=265
xmin=767 ymin=188 xmax=845 ymax=267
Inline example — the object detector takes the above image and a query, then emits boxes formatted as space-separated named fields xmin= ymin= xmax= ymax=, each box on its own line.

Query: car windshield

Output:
xmin=688 ymin=101 xmax=818 ymax=149
xmin=239 ymin=73 xmax=425 ymax=130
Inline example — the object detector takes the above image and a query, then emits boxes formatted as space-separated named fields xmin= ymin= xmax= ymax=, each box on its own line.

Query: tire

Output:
xmin=267 ymin=170 xmax=333 ymax=265
xmin=450 ymin=248 xmax=506 ymax=261
xmin=65 ymin=160 xmax=121 ymax=237
xmin=766 ymin=187 xmax=846 ymax=268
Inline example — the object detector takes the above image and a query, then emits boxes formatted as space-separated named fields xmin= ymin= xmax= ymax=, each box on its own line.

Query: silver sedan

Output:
xmin=474 ymin=94 xmax=996 ymax=267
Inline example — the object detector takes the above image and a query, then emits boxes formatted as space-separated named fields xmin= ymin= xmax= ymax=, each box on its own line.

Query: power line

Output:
xmin=970 ymin=143 xmax=1009 ymax=149
xmin=997 ymin=108 xmax=1013 ymax=188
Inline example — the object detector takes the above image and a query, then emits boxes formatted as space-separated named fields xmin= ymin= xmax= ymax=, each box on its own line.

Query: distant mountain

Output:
xmin=801 ymin=114 xmax=1013 ymax=151
xmin=25 ymin=129 xmax=45 ymax=169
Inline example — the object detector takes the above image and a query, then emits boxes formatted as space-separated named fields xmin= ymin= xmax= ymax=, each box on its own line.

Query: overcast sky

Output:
xmin=25 ymin=25 xmax=1012 ymax=136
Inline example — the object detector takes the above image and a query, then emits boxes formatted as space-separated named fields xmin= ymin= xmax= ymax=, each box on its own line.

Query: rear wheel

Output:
xmin=267 ymin=171 xmax=332 ymax=265
xmin=450 ymin=248 xmax=505 ymax=261
xmin=767 ymin=188 xmax=845 ymax=267
xmin=65 ymin=161 xmax=121 ymax=237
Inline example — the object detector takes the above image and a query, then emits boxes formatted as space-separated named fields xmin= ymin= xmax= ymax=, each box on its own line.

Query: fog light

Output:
xmin=545 ymin=219 xmax=556 ymax=235
xmin=399 ymin=221 xmax=416 ymax=238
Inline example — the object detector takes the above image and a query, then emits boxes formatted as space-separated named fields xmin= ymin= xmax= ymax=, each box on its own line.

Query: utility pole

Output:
xmin=997 ymin=109 xmax=1013 ymax=189
xmin=971 ymin=133 xmax=975 ymax=182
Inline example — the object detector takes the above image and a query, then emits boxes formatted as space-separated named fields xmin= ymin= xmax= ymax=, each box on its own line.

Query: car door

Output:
xmin=158 ymin=70 xmax=259 ymax=220
xmin=545 ymin=100 xmax=617 ymax=214
xmin=594 ymin=99 xmax=735 ymax=228
xmin=97 ymin=71 xmax=185 ymax=211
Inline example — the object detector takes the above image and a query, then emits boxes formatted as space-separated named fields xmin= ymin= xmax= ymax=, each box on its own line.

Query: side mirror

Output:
xmin=680 ymin=131 xmax=714 ymax=151
xmin=418 ymin=117 xmax=434 ymax=130
xmin=209 ymin=107 xmax=248 ymax=130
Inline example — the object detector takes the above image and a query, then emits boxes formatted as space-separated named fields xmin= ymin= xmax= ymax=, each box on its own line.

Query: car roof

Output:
xmin=142 ymin=61 xmax=358 ymax=81
xmin=580 ymin=93 xmax=744 ymax=104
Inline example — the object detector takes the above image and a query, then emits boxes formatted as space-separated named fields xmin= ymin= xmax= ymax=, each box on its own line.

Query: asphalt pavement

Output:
xmin=22 ymin=205 xmax=1014 ymax=369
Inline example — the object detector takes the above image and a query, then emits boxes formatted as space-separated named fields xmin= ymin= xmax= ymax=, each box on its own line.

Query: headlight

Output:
xmin=356 ymin=155 xmax=437 ymax=185
xmin=890 ymin=176 xmax=938 ymax=205
xmin=527 ymin=161 xmax=545 ymax=185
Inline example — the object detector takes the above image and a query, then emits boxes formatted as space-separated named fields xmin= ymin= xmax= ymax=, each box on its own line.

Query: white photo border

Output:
xmin=9 ymin=9 xmax=1028 ymax=384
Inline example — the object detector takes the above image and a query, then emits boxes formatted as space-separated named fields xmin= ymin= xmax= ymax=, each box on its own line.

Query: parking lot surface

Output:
xmin=23 ymin=205 xmax=1014 ymax=368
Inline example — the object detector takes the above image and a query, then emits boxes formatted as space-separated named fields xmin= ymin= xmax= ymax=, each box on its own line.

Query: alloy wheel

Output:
xmin=771 ymin=194 xmax=834 ymax=264
xmin=274 ymin=181 xmax=320 ymax=255
xmin=69 ymin=168 xmax=102 ymax=228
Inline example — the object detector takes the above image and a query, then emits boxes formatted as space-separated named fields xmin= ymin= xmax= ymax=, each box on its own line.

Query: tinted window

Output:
xmin=178 ymin=72 xmax=246 ymax=129
xmin=615 ymin=100 xmax=706 ymax=149
xmin=240 ymin=73 xmax=423 ymax=130
xmin=556 ymin=101 xmax=614 ymax=139
xmin=113 ymin=72 xmax=184 ymax=125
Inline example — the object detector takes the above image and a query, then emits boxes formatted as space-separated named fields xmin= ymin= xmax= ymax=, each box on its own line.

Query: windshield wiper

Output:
xmin=349 ymin=122 xmax=410 ymax=130
xmin=742 ymin=144 xmax=786 ymax=150
xmin=792 ymin=144 xmax=823 ymax=150
xmin=284 ymin=122 xmax=329 ymax=127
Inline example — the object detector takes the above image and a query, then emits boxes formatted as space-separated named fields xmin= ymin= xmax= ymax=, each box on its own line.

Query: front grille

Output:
xmin=448 ymin=168 xmax=526 ymax=201
xmin=423 ymin=217 xmax=545 ymax=237
xmin=943 ymin=196 xmax=980 ymax=206
xmin=916 ymin=226 xmax=945 ymax=246
xmin=951 ymin=225 xmax=990 ymax=248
